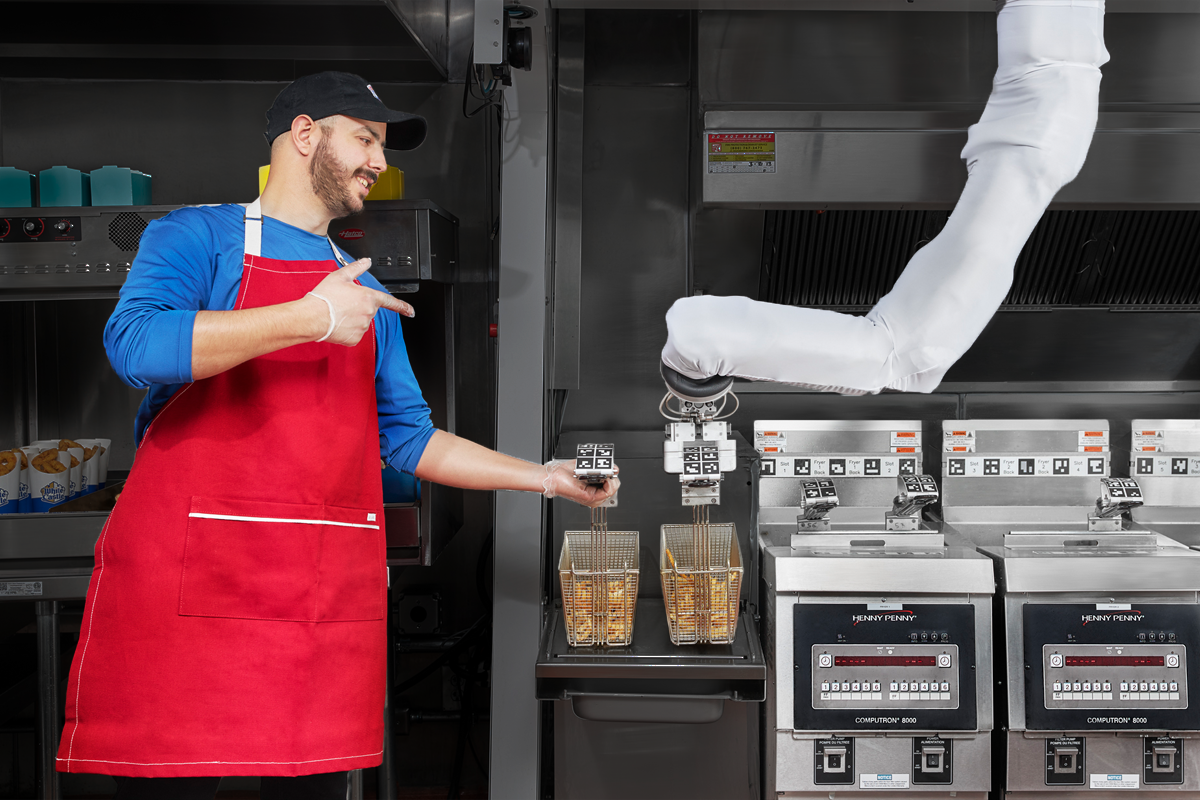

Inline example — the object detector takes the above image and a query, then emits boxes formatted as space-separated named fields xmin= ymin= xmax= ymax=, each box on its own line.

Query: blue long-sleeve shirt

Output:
xmin=105 ymin=203 xmax=435 ymax=474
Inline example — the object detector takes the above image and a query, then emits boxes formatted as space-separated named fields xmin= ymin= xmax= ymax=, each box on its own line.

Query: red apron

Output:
xmin=57 ymin=200 xmax=387 ymax=777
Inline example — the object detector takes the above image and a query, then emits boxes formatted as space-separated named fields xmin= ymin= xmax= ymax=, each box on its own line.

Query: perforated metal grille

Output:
xmin=760 ymin=210 xmax=1200 ymax=309
xmin=108 ymin=212 xmax=149 ymax=252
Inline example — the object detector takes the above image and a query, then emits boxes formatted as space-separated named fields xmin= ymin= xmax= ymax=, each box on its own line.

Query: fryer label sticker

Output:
xmin=1133 ymin=456 xmax=1200 ymax=476
xmin=0 ymin=581 xmax=43 ymax=596
xmin=1090 ymin=774 xmax=1139 ymax=789
xmin=860 ymin=774 xmax=909 ymax=789
xmin=782 ymin=456 xmax=912 ymax=477
xmin=945 ymin=456 xmax=1106 ymax=477
xmin=1078 ymin=430 xmax=1109 ymax=451
xmin=707 ymin=132 xmax=776 ymax=174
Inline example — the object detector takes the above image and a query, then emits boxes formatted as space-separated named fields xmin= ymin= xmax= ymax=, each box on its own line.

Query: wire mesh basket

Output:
xmin=660 ymin=518 xmax=742 ymax=645
xmin=558 ymin=526 xmax=639 ymax=647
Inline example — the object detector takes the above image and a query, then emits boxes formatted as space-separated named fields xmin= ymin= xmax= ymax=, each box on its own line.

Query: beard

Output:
xmin=309 ymin=135 xmax=373 ymax=219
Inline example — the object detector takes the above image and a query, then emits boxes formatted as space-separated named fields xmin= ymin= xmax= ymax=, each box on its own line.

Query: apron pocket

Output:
xmin=179 ymin=497 xmax=385 ymax=622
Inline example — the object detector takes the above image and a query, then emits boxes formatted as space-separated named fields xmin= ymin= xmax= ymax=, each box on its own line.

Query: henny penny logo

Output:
xmin=1083 ymin=611 xmax=1143 ymax=624
xmin=852 ymin=611 xmax=915 ymax=625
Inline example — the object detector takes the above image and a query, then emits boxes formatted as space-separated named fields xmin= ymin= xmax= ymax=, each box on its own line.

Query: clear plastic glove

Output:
xmin=305 ymin=258 xmax=415 ymax=346
xmin=542 ymin=459 xmax=620 ymax=508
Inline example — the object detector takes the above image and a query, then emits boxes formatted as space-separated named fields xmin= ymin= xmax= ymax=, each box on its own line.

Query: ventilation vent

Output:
xmin=108 ymin=212 xmax=149 ymax=252
xmin=760 ymin=210 xmax=1200 ymax=309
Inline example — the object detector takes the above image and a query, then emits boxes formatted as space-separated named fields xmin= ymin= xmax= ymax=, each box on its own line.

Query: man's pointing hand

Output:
xmin=305 ymin=258 xmax=415 ymax=347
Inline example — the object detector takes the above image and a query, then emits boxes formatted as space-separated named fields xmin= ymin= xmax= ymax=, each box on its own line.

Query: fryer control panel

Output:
xmin=813 ymin=644 xmax=959 ymax=710
xmin=1023 ymin=603 xmax=1200 ymax=730
xmin=794 ymin=603 xmax=977 ymax=731
xmin=1042 ymin=645 xmax=1187 ymax=710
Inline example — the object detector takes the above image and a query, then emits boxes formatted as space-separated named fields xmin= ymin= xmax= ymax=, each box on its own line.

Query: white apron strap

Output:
xmin=243 ymin=197 xmax=263 ymax=258
xmin=244 ymin=196 xmax=350 ymax=267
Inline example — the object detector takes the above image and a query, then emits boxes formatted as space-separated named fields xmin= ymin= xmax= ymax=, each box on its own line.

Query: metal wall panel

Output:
xmin=552 ymin=10 xmax=586 ymax=390
xmin=558 ymin=85 xmax=691 ymax=432
xmin=699 ymin=11 xmax=994 ymax=108
xmin=490 ymin=3 xmax=550 ymax=795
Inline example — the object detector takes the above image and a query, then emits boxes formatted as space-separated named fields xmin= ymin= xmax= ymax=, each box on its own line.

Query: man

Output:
xmin=662 ymin=0 xmax=1109 ymax=394
xmin=56 ymin=72 xmax=614 ymax=800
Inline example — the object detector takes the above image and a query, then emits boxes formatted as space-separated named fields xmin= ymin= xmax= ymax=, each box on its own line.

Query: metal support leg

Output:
xmin=35 ymin=600 xmax=61 ymax=800
xmin=378 ymin=610 xmax=396 ymax=799
xmin=349 ymin=768 xmax=363 ymax=800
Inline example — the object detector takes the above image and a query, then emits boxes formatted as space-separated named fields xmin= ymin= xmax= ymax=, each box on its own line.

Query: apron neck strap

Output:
xmin=243 ymin=197 xmax=350 ymax=267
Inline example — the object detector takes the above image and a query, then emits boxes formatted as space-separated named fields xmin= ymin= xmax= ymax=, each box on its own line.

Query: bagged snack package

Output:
xmin=19 ymin=447 xmax=40 ymax=512
xmin=30 ymin=448 xmax=70 ymax=511
xmin=77 ymin=439 xmax=102 ymax=495
xmin=0 ymin=450 xmax=20 ymax=514
xmin=58 ymin=439 xmax=85 ymax=498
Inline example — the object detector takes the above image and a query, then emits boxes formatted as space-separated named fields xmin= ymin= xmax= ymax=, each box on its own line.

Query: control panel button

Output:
xmin=940 ymin=681 xmax=949 ymax=692
xmin=1166 ymin=653 xmax=1180 ymax=668
xmin=1049 ymin=653 xmax=1064 ymax=668
xmin=1053 ymin=682 xmax=1062 ymax=692
xmin=937 ymin=653 xmax=952 ymax=668
xmin=821 ymin=682 xmax=830 ymax=692
xmin=871 ymin=682 xmax=881 ymax=692
xmin=1103 ymin=681 xmax=1111 ymax=691
xmin=890 ymin=681 xmax=898 ymax=691
xmin=818 ymin=653 xmax=832 ymax=668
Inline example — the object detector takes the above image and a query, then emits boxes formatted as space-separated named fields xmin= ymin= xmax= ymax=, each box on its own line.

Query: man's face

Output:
xmin=308 ymin=115 xmax=388 ymax=219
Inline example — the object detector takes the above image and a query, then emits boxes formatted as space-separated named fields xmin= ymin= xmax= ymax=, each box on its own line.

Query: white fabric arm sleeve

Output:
xmin=662 ymin=0 xmax=1109 ymax=395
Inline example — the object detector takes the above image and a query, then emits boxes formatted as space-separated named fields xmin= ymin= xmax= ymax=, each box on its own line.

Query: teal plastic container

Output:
xmin=0 ymin=167 xmax=35 ymax=207
xmin=91 ymin=165 xmax=152 ymax=206
xmin=39 ymin=166 xmax=91 ymax=207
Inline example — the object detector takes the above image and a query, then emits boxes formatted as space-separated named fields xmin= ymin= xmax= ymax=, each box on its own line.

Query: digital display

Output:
xmin=1064 ymin=655 xmax=1164 ymax=667
xmin=834 ymin=655 xmax=936 ymax=667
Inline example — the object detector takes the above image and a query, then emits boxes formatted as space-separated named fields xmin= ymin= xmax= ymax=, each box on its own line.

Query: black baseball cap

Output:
xmin=264 ymin=71 xmax=427 ymax=151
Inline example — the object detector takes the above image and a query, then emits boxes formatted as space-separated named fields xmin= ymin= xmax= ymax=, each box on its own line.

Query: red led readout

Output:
xmin=1064 ymin=656 xmax=1165 ymax=667
xmin=834 ymin=656 xmax=937 ymax=667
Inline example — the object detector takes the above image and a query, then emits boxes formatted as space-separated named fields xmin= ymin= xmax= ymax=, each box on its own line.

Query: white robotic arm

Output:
xmin=662 ymin=0 xmax=1110 ymax=396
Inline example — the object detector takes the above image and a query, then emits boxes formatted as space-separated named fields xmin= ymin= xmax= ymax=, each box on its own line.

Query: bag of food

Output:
xmin=29 ymin=448 xmax=70 ymax=511
xmin=77 ymin=439 xmax=101 ymax=495
xmin=13 ymin=448 xmax=31 ymax=512
xmin=58 ymin=439 xmax=85 ymax=498
xmin=0 ymin=450 xmax=20 ymax=514
xmin=94 ymin=438 xmax=112 ymax=489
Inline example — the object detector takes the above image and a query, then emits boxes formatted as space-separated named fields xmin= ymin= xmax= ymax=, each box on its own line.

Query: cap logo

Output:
xmin=366 ymin=84 xmax=380 ymax=101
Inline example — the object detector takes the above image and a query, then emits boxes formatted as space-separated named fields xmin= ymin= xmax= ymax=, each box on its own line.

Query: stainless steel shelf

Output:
xmin=536 ymin=598 xmax=766 ymax=701
xmin=0 ymin=511 xmax=106 ymax=601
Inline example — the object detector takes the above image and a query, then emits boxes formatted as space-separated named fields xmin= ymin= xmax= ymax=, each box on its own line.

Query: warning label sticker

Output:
xmin=0 ymin=581 xmax=43 ymax=597
xmin=707 ymin=132 xmax=776 ymax=174
xmin=755 ymin=430 xmax=786 ymax=453
xmin=890 ymin=431 xmax=920 ymax=450
xmin=1078 ymin=430 xmax=1110 ymax=452
xmin=943 ymin=429 xmax=976 ymax=452
xmin=1089 ymin=774 xmax=1139 ymax=790
xmin=1132 ymin=429 xmax=1165 ymax=452
xmin=860 ymin=774 xmax=910 ymax=790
